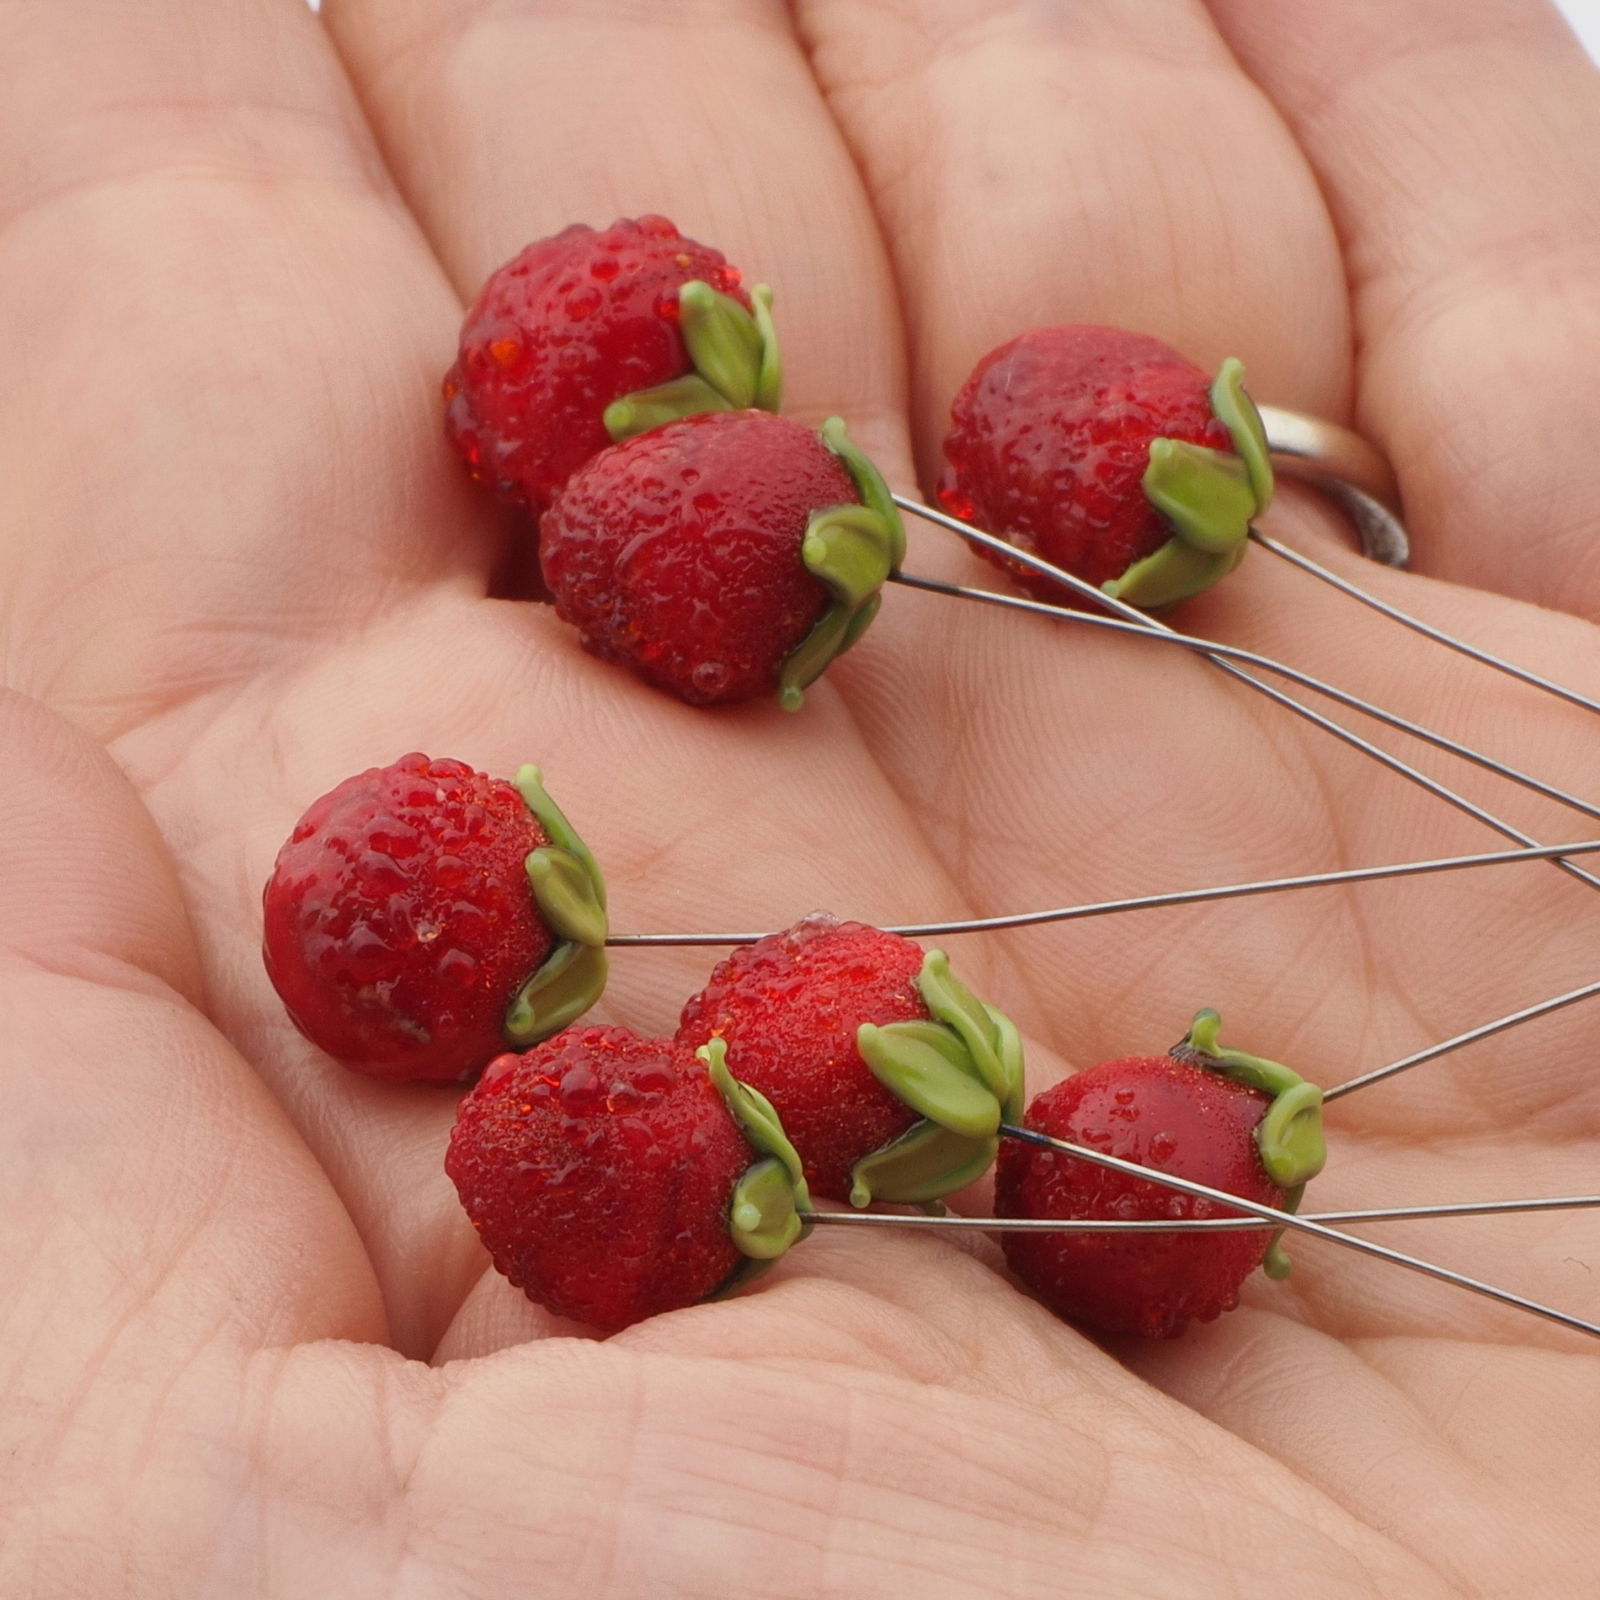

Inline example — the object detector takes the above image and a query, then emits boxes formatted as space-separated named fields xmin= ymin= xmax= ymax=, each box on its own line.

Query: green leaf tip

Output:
xmin=604 ymin=279 xmax=784 ymax=442
xmin=1143 ymin=439 xmax=1258 ymax=555
xmin=1171 ymin=1007 xmax=1327 ymax=1195
xmin=727 ymin=1158 xmax=804 ymax=1260
xmin=502 ymin=940 xmax=609 ymax=1047
xmin=1256 ymin=1083 xmax=1327 ymax=1192
xmin=525 ymin=848 xmax=607 ymax=948
xmin=857 ymin=1021 xmax=1001 ymax=1140
xmin=915 ymin=949 xmax=1026 ymax=1121
xmin=803 ymin=506 xmax=898 ymax=610
xmin=701 ymin=1037 xmax=813 ymax=1264
xmin=848 ymin=949 xmax=1025 ymax=1206
xmin=1210 ymin=357 xmax=1273 ymax=513
xmin=774 ymin=418 xmax=903 ymax=709
xmin=513 ymin=765 xmax=608 ymax=911
xmin=749 ymin=284 xmax=782 ymax=412
xmin=819 ymin=416 xmax=906 ymax=568
xmin=1115 ymin=357 xmax=1274 ymax=609
xmin=501 ymin=766 xmax=610 ymax=1047
xmin=1101 ymin=531 xmax=1247 ymax=611
xmin=603 ymin=374 xmax=731 ymax=442
xmin=848 ymin=1121 xmax=998 ymax=1209
xmin=1262 ymin=1185 xmax=1305 ymax=1281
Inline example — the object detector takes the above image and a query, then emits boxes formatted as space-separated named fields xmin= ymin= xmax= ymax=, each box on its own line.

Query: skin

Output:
xmin=0 ymin=0 xmax=1598 ymax=1592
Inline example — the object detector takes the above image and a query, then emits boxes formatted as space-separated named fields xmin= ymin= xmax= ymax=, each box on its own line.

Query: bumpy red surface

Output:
xmin=262 ymin=753 xmax=554 ymax=1083
xmin=937 ymin=325 xmax=1232 ymax=597
xmin=444 ymin=215 xmax=751 ymax=516
xmin=676 ymin=915 xmax=928 ymax=1201
xmin=541 ymin=410 xmax=857 ymax=705
xmin=446 ymin=1028 xmax=750 ymax=1330
xmin=995 ymin=1055 xmax=1285 ymax=1338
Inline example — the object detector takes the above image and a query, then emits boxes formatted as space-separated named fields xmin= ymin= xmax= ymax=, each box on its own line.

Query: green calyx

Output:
xmin=501 ymin=766 xmax=610 ymax=1048
xmin=776 ymin=416 xmax=906 ymax=711
xmin=702 ymin=1039 xmax=813 ymax=1295
xmin=1262 ymin=1185 xmax=1305 ymax=1282
xmin=603 ymin=280 xmax=783 ymax=441
xmin=849 ymin=950 xmax=1025 ymax=1207
xmin=1170 ymin=1007 xmax=1327 ymax=1280
xmin=1103 ymin=358 xmax=1275 ymax=609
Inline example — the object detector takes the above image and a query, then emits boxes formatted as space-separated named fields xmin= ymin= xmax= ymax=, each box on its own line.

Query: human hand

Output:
xmin=2 ymin=0 xmax=1598 ymax=1593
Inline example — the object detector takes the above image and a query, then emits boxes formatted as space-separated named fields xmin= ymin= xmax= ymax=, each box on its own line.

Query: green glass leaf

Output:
xmin=750 ymin=283 xmax=783 ymax=412
xmin=1180 ymin=1008 xmax=1302 ymax=1097
xmin=1262 ymin=1184 xmax=1305 ymax=1281
xmin=776 ymin=605 xmax=852 ymax=712
xmin=701 ymin=1039 xmax=811 ymax=1208
xmin=600 ymin=278 xmax=782 ymax=440
xmin=819 ymin=415 xmax=906 ymax=568
xmin=702 ymin=1040 xmax=813 ymax=1270
xmin=728 ymin=1157 xmax=804 ymax=1259
xmin=502 ymin=939 xmax=609 ymax=1047
xmin=839 ymin=593 xmax=882 ymax=654
xmin=1142 ymin=438 xmax=1257 ymax=555
xmin=512 ymin=766 xmax=607 ymax=913
xmin=848 ymin=1119 xmax=998 ymax=1208
xmin=1101 ymin=534 xmax=1245 ymax=610
xmin=802 ymin=505 xmax=898 ymax=610
xmin=857 ymin=1020 xmax=1001 ymax=1139
xmin=1209 ymin=357 xmax=1274 ymax=513
xmin=1172 ymin=1008 xmax=1327 ymax=1194
xmin=915 ymin=949 xmax=1009 ymax=1104
xmin=985 ymin=1002 xmax=1027 ymax=1124
xmin=772 ymin=419 xmax=904 ymax=710
xmin=603 ymin=373 xmax=732 ymax=443
xmin=1255 ymin=1082 xmax=1327 ymax=1190
xmin=1262 ymin=1241 xmax=1294 ymax=1280
xmin=679 ymin=279 xmax=764 ymax=409
xmin=524 ymin=847 xmax=608 ymax=949
xmin=844 ymin=950 xmax=1024 ymax=1206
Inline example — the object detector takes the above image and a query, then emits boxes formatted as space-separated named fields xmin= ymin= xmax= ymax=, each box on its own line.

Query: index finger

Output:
xmin=0 ymin=0 xmax=492 ymax=740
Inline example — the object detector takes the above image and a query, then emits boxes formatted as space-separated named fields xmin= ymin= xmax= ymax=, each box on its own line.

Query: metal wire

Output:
xmin=891 ymin=496 xmax=1600 ymax=893
xmin=603 ymin=837 xmax=1600 ymax=946
xmin=998 ymin=1124 xmax=1600 ymax=1340
xmin=1250 ymin=529 xmax=1600 ymax=719
xmin=799 ymin=1194 xmax=1600 ymax=1233
xmin=1326 ymin=976 xmax=1600 ymax=1100
xmin=889 ymin=570 xmax=1600 ymax=831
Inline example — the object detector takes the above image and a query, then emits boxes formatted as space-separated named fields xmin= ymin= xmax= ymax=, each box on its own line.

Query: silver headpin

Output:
xmin=607 ymin=447 xmax=1600 ymax=1340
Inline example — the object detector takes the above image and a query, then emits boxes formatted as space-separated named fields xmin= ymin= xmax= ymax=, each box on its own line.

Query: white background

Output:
xmin=1558 ymin=0 xmax=1600 ymax=58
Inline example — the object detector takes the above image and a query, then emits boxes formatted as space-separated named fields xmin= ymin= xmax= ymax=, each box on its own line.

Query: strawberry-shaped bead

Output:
xmin=262 ymin=756 xmax=607 ymax=1082
xmin=447 ymin=1026 xmax=811 ymax=1331
xmin=677 ymin=914 xmax=1025 ymax=1205
xmin=995 ymin=1010 xmax=1325 ymax=1338
xmin=938 ymin=325 xmax=1274 ymax=609
xmin=541 ymin=412 xmax=903 ymax=708
xmin=444 ymin=216 xmax=780 ymax=522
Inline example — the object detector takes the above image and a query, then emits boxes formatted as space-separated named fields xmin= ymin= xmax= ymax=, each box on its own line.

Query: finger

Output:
xmin=778 ymin=0 xmax=1393 ymax=1063
xmin=1203 ymin=0 xmax=1600 ymax=616
xmin=0 ymin=0 xmax=496 ymax=740
xmin=1127 ymin=1306 xmax=1600 ymax=1597
xmin=322 ymin=0 xmax=910 ymax=464
xmin=0 ymin=687 xmax=385 ymax=1552
xmin=794 ymin=0 xmax=1354 ymax=484
xmin=408 ymin=1238 xmax=1451 ymax=1600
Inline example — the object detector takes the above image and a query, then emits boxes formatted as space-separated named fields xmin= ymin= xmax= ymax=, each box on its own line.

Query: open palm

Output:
xmin=3 ymin=0 xmax=1599 ymax=1593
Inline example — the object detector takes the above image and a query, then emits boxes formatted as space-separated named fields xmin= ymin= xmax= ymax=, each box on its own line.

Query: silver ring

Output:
xmin=1257 ymin=405 xmax=1409 ymax=568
